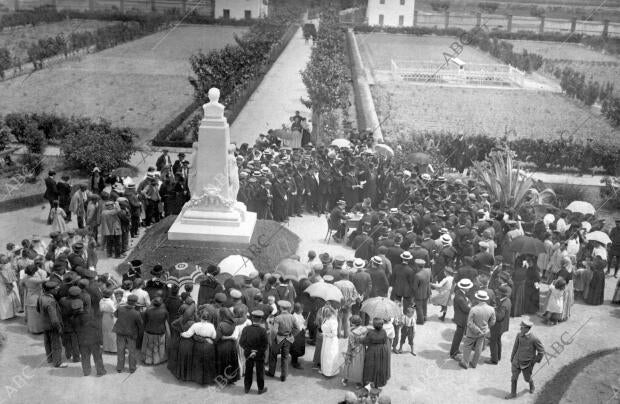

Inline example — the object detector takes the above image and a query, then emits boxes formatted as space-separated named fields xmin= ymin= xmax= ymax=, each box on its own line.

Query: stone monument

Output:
xmin=167 ymin=88 xmax=257 ymax=244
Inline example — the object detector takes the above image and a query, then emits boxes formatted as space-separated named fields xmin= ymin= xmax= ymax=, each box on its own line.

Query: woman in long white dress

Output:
xmin=227 ymin=144 xmax=240 ymax=201
xmin=99 ymin=289 xmax=118 ymax=353
xmin=50 ymin=200 xmax=68 ymax=233
xmin=0 ymin=256 xmax=20 ymax=320
xmin=21 ymin=265 xmax=47 ymax=333
xmin=320 ymin=308 xmax=340 ymax=377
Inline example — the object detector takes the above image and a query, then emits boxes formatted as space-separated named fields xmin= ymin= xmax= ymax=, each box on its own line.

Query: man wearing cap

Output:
xmin=412 ymin=259 xmax=431 ymax=324
xmin=330 ymin=200 xmax=348 ymax=241
xmin=67 ymin=242 xmax=87 ymax=271
xmin=390 ymin=252 xmax=415 ymax=313
xmin=239 ymin=310 xmax=269 ymax=394
xmin=113 ymin=294 xmax=144 ymax=373
xmin=449 ymin=279 xmax=473 ymax=359
xmin=37 ymin=281 xmax=67 ymax=368
xmin=487 ymin=285 xmax=512 ymax=365
xmin=506 ymin=320 xmax=545 ymax=399
xmin=266 ymin=300 xmax=299 ymax=381
xmin=101 ymin=200 xmax=122 ymax=258
xmin=459 ymin=290 xmax=496 ymax=369
xmin=59 ymin=286 xmax=84 ymax=362
xmin=71 ymin=299 xmax=106 ymax=376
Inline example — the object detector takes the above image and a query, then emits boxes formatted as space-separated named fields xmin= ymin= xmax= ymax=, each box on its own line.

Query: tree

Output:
xmin=60 ymin=119 xmax=137 ymax=172
xmin=0 ymin=48 xmax=10 ymax=79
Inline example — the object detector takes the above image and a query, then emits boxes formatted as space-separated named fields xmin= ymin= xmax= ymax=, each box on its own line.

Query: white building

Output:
xmin=366 ymin=0 xmax=415 ymax=27
xmin=214 ymin=0 xmax=268 ymax=20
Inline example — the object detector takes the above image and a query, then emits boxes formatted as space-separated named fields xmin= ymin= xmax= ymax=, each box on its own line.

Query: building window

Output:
xmin=399 ymin=15 xmax=404 ymax=25
xmin=380 ymin=0 xmax=385 ymax=4
xmin=245 ymin=10 xmax=252 ymax=19
xmin=400 ymin=0 xmax=405 ymax=4
xmin=379 ymin=14 xmax=384 ymax=25
xmin=223 ymin=9 xmax=230 ymax=19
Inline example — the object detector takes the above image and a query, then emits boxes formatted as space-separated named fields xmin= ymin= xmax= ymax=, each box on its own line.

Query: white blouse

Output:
xmin=181 ymin=321 xmax=217 ymax=339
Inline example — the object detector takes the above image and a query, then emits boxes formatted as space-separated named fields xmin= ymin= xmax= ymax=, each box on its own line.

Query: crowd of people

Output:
xmin=0 ymin=130 xmax=619 ymax=402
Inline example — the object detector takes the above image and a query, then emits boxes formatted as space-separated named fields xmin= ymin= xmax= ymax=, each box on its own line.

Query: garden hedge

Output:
xmin=152 ymin=19 xmax=300 ymax=148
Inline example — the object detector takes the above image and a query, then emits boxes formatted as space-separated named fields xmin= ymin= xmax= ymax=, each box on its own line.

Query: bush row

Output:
xmin=301 ymin=6 xmax=350 ymax=140
xmin=555 ymin=66 xmax=614 ymax=106
xmin=391 ymin=131 xmax=619 ymax=175
xmin=152 ymin=18 xmax=300 ymax=147
xmin=0 ymin=8 xmax=256 ymax=31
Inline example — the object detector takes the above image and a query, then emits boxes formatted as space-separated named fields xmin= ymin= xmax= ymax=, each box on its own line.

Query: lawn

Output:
xmin=357 ymin=33 xmax=500 ymax=71
xmin=508 ymin=40 xmax=620 ymax=95
xmin=0 ymin=24 xmax=246 ymax=144
xmin=0 ymin=18 xmax=118 ymax=62
xmin=372 ymin=82 xmax=620 ymax=146
xmin=509 ymin=40 xmax=620 ymax=62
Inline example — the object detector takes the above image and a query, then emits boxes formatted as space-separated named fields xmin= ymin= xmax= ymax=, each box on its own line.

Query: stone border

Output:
xmin=345 ymin=28 xmax=383 ymax=143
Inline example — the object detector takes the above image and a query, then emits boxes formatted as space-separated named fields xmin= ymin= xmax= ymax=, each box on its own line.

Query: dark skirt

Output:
xmin=511 ymin=281 xmax=525 ymax=317
xmin=291 ymin=330 xmax=306 ymax=358
xmin=177 ymin=337 xmax=195 ymax=381
xmin=363 ymin=342 xmax=390 ymax=388
xmin=167 ymin=329 xmax=180 ymax=375
xmin=524 ymin=282 xmax=540 ymax=314
xmin=191 ymin=339 xmax=216 ymax=385
xmin=585 ymin=271 xmax=605 ymax=305
xmin=313 ymin=332 xmax=323 ymax=365
xmin=216 ymin=339 xmax=239 ymax=384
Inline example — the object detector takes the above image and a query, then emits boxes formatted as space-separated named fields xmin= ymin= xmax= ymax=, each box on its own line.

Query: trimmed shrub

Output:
xmin=61 ymin=118 xmax=136 ymax=172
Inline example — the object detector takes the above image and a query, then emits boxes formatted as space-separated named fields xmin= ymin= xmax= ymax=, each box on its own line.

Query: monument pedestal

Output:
xmin=168 ymin=199 xmax=257 ymax=244
xmin=167 ymin=87 xmax=256 ymax=244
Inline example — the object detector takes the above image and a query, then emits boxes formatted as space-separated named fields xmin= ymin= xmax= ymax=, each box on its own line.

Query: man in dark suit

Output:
xmin=71 ymin=299 xmax=106 ymax=376
xmin=412 ymin=259 xmax=431 ymax=324
xmin=473 ymin=241 xmax=495 ymax=271
xmin=38 ymin=281 xmax=67 ymax=368
xmin=304 ymin=167 xmax=320 ymax=214
xmin=342 ymin=168 xmax=360 ymax=210
xmin=390 ymin=251 xmax=415 ymax=312
xmin=155 ymin=149 xmax=172 ymax=173
xmin=351 ymin=223 xmax=375 ymax=261
xmin=449 ymin=279 xmax=473 ymax=359
xmin=368 ymin=256 xmax=389 ymax=298
xmin=506 ymin=320 xmax=545 ymax=399
xmin=240 ymin=310 xmax=269 ymax=394
xmin=487 ymin=285 xmax=512 ymax=365
xmin=113 ymin=294 xmax=144 ymax=373
xmin=329 ymin=200 xmax=348 ymax=241
xmin=172 ymin=152 xmax=186 ymax=176
xmin=44 ymin=170 xmax=58 ymax=209
xmin=350 ymin=259 xmax=372 ymax=314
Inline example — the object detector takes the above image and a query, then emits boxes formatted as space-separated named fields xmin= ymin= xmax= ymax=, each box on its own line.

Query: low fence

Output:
xmin=390 ymin=59 xmax=525 ymax=87
xmin=344 ymin=9 xmax=620 ymax=38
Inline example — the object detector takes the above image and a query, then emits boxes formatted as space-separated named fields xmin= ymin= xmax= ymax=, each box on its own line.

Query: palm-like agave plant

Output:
xmin=472 ymin=147 xmax=538 ymax=211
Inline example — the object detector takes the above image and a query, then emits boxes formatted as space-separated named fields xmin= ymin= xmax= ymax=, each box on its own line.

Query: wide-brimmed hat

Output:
xmin=353 ymin=258 xmax=365 ymax=269
xmin=414 ymin=259 xmax=425 ymax=266
xmin=440 ymin=234 xmax=453 ymax=245
xmin=474 ymin=290 xmax=489 ymax=301
xmin=400 ymin=251 xmax=413 ymax=261
xmin=520 ymin=319 xmax=533 ymax=328
xmin=457 ymin=279 xmax=473 ymax=289
xmin=370 ymin=256 xmax=382 ymax=266
xmin=320 ymin=253 xmax=332 ymax=264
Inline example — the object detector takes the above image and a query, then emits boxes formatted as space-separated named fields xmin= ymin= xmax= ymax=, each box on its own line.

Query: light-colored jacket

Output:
xmin=100 ymin=205 xmax=121 ymax=236
xmin=465 ymin=302 xmax=496 ymax=338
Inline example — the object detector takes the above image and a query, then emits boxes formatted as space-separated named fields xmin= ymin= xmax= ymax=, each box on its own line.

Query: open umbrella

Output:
xmin=334 ymin=280 xmax=360 ymax=305
xmin=218 ymin=255 xmax=258 ymax=278
xmin=167 ymin=262 xmax=205 ymax=287
xmin=360 ymin=297 xmax=401 ymax=320
xmin=304 ymin=282 xmax=343 ymax=302
xmin=331 ymin=138 xmax=351 ymax=148
xmin=374 ymin=143 xmax=394 ymax=158
xmin=275 ymin=258 xmax=309 ymax=281
xmin=585 ymin=231 xmax=612 ymax=245
xmin=566 ymin=201 xmax=596 ymax=215
xmin=505 ymin=236 xmax=547 ymax=256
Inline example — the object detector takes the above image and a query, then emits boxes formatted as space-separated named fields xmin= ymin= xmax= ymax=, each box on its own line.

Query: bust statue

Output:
xmin=203 ymin=87 xmax=225 ymax=120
